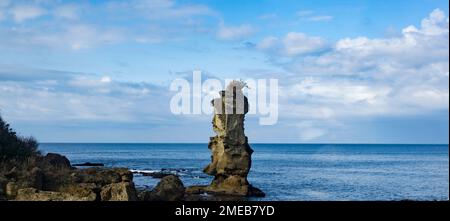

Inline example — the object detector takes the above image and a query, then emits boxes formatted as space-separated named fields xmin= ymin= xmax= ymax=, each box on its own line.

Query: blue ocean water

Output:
xmin=39 ymin=143 xmax=449 ymax=201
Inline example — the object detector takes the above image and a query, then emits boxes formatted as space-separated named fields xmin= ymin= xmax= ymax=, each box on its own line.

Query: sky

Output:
xmin=0 ymin=0 xmax=448 ymax=144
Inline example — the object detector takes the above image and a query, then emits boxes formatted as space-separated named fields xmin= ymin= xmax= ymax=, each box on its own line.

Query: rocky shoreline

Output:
xmin=0 ymin=81 xmax=265 ymax=201
xmin=1 ymin=153 xmax=135 ymax=201
xmin=0 ymin=152 xmax=260 ymax=201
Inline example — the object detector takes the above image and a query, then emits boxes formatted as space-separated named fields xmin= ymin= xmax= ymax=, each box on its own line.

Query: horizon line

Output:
xmin=38 ymin=142 xmax=450 ymax=145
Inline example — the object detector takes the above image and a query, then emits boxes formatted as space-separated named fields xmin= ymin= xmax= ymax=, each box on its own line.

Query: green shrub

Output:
xmin=0 ymin=115 xmax=40 ymax=161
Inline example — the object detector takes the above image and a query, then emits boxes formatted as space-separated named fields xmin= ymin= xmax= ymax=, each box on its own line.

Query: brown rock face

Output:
xmin=6 ymin=182 xmax=19 ymax=199
xmin=140 ymin=175 xmax=185 ymax=201
xmin=43 ymin=153 xmax=73 ymax=169
xmin=1 ymin=165 xmax=138 ymax=201
xmin=100 ymin=182 xmax=137 ymax=201
xmin=15 ymin=187 xmax=97 ymax=201
xmin=203 ymin=81 xmax=264 ymax=197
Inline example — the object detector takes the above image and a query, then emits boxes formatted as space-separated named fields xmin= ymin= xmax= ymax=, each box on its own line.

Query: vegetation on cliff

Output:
xmin=0 ymin=115 xmax=39 ymax=161
xmin=0 ymin=114 xmax=138 ymax=201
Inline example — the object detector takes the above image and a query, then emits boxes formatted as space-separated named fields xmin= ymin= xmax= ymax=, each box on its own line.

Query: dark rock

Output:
xmin=73 ymin=162 xmax=104 ymax=167
xmin=43 ymin=153 xmax=73 ymax=169
xmin=141 ymin=175 xmax=185 ymax=201
xmin=185 ymin=185 xmax=207 ymax=195
xmin=76 ymin=168 xmax=130 ymax=186
xmin=141 ymin=171 xmax=172 ymax=178
xmin=248 ymin=185 xmax=265 ymax=197
xmin=1 ymin=149 xmax=138 ymax=201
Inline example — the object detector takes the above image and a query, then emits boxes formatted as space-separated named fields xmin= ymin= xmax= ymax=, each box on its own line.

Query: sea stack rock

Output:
xmin=203 ymin=81 xmax=264 ymax=197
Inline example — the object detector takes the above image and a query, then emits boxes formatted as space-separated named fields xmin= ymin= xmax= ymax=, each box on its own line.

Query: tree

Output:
xmin=0 ymin=114 xmax=39 ymax=160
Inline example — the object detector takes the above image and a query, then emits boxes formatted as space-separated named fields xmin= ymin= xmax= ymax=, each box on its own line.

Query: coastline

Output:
xmin=38 ymin=143 xmax=450 ymax=201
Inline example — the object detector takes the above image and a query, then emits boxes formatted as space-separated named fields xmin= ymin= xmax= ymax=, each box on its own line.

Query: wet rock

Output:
xmin=100 ymin=182 xmax=137 ymax=201
xmin=141 ymin=172 xmax=172 ymax=178
xmin=247 ymin=185 xmax=265 ymax=197
xmin=141 ymin=175 xmax=185 ymax=201
xmin=73 ymin=162 xmax=104 ymax=167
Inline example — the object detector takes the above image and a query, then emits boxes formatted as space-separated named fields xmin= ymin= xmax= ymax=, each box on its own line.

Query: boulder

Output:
xmin=43 ymin=153 xmax=73 ymax=169
xmin=141 ymin=175 xmax=185 ymax=201
xmin=5 ymin=182 xmax=19 ymax=199
xmin=100 ymin=182 xmax=137 ymax=201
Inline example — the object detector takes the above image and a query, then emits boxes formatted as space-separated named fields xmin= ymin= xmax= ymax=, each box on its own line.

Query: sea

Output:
xmin=39 ymin=143 xmax=449 ymax=201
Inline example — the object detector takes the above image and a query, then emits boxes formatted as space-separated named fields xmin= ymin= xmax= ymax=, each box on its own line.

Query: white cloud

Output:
xmin=11 ymin=5 xmax=45 ymax=22
xmin=298 ymin=125 xmax=326 ymax=141
xmin=419 ymin=8 xmax=449 ymax=35
xmin=27 ymin=24 xmax=123 ymax=50
xmin=283 ymin=33 xmax=327 ymax=55
xmin=100 ymin=76 xmax=112 ymax=84
xmin=109 ymin=0 xmax=215 ymax=20
xmin=65 ymin=25 xmax=122 ymax=50
xmin=53 ymin=4 xmax=80 ymax=20
xmin=255 ymin=9 xmax=449 ymax=140
xmin=284 ymin=78 xmax=391 ymax=105
xmin=217 ymin=23 xmax=255 ymax=40
xmin=257 ymin=32 xmax=327 ymax=56
xmin=0 ymin=69 xmax=171 ymax=123
xmin=333 ymin=9 xmax=448 ymax=61
xmin=296 ymin=10 xmax=333 ymax=22
xmin=258 ymin=13 xmax=277 ymax=20
xmin=0 ymin=0 xmax=218 ymax=50
xmin=307 ymin=15 xmax=333 ymax=22
xmin=284 ymin=8 xmax=448 ymax=113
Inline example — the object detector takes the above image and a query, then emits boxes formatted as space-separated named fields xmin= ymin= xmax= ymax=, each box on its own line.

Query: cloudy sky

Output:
xmin=0 ymin=0 xmax=448 ymax=143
